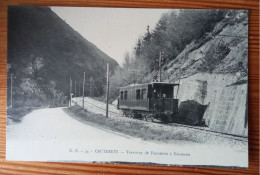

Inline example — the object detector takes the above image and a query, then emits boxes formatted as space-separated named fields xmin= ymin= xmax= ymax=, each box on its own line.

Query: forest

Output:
xmin=109 ymin=9 xmax=248 ymax=100
xmin=7 ymin=7 xmax=248 ymax=107
xmin=7 ymin=6 xmax=118 ymax=108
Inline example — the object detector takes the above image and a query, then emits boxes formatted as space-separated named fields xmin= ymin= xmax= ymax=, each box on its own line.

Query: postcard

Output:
xmin=6 ymin=6 xmax=248 ymax=168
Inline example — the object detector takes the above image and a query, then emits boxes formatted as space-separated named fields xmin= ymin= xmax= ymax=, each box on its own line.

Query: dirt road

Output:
xmin=6 ymin=107 xmax=248 ymax=167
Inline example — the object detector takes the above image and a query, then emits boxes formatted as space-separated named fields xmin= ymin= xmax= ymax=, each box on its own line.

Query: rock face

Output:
xmin=204 ymin=83 xmax=247 ymax=136
xmin=177 ymin=73 xmax=247 ymax=136
xmin=163 ymin=11 xmax=248 ymax=136
xmin=163 ymin=12 xmax=248 ymax=82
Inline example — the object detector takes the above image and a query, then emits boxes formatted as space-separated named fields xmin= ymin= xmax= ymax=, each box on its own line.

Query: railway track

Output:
xmin=167 ymin=122 xmax=248 ymax=142
xmin=72 ymin=97 xmax=122 ymax=117
xmin=72 ymin=97 xmax=248 ymax=142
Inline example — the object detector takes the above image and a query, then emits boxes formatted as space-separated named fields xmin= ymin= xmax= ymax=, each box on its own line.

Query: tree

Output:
xmin=143 ymin=25 xmax=152 ymax=43
xmin=123 ymin=52 xmax=131 ymax=68
xmin=109 ymin=9 xmax=228 ymax=102
xmin=134 ymin=39 xmax=142 ymax=58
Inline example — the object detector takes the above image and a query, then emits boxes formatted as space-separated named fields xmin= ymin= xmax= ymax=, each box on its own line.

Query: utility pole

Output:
xmin=53 ymin=90 xmax=56 ymax=107
xmin=106 ymin=63 xmax=110 ymax=118
xmin=90 ymin=76 xmax=93 ymax=98
xmin=176 ymin=69 xmax=182 ymax=99
xmin=78 ymin=81 xmax=80 ymax=98
xmin=69 ymin=77 xmax=72 ymax=107
xmin=75 ymin=80 xmax=77 ymax=105
xmin=10 ymin=74 xmax=13 ymax=109
xmin=82 ymin=72 xmax=85 ymax=109
xmin=159 ymin=51 xmax=162 ymax=82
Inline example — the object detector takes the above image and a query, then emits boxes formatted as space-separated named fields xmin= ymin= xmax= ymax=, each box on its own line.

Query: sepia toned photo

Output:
xmin=6 ymin=6 xmax=248 ymax=167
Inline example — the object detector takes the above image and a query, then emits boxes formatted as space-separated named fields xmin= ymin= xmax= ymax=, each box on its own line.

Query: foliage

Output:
xmin=7 ymin=107 xmax=33 ymax=124
xmin=7 ymin=6 xmax=118 ymax=107
xmin=109 ymin=53 xmax=150 ymax=100
xmin=110 ymin=9 xmax=228 ymax=100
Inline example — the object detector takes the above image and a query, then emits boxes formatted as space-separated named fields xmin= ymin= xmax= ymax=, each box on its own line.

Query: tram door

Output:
xmin=150 ymin=84 xmax=175 ymax=113
xmin=151 ymin=85 xmax=165 ymax=112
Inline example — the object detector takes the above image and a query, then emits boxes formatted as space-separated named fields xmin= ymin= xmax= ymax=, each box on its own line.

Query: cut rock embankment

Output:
xmin=177 ymin=73 xmax=247 ymax=137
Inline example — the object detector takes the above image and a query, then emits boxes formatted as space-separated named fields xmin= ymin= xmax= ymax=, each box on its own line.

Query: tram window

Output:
xmin=136 ymin=89 xmax=140 ymax=100
xmin=124 ymin=91 xmax=127 ymax=100
xmin=141 ymin=89 xmax=147 ymax=100
xmin=120 ymin=91 xmax=124 ymax=100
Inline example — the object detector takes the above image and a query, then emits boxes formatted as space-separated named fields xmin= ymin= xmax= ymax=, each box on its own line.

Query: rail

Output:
xmin=71 ymin=97 xmax=248 ymax=142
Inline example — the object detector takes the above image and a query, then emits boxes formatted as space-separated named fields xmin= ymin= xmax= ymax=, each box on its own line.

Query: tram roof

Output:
xmin=119 ymin=82 xmax=179 ymax=89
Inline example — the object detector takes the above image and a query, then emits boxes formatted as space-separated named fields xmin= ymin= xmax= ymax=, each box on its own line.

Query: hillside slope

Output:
xmin=118 ymin=10 xmax=248 ymax=136
xmin=161 ymin=11 xmax=248 ymax=82
xmin=159 ymin=11 xmax=248 ymax=136
xmin=7 ymin=6 xmax=118 ymax=107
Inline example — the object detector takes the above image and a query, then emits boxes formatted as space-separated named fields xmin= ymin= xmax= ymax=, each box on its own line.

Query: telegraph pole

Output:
xmin=90 ymin=76 xmax=93 ymax=98
xmin=106 ymin=63 xmax=110 ymax=118
xmin=78 ymin=81 xmax=80 ymax=98
xmin=159 ymin=51 xmax=162 ymax=82
xmin=10 ymin=74 xmax=13 ymax=109
xmin=53 ymin=90 xmax=56 ymax=107
xmin=82 ymin=72 xmax=85 ymax=109
xmin=69 ymin=77 xmax=72 ymax=107
xmin=75 ymin=80 xmax=77 ymax=105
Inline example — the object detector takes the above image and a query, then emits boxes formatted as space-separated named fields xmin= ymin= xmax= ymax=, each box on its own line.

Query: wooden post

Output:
xmin=176 ymin=68 xmax=182 ymax=99
xmin=10 ymin=74 xmax=13 ymax=109
xmin=106 ymin=63 xmax=109 ymax=118
xmin=90 ymin=76 xmax=93 ymax=97
xmin=53 ymin=90 xmax=55 ymax=107
xmin=159 ymin=51 xmax=162 ymax=82
xmin=69 ymin=77 xmax=72 ymax=107
xmin=78 ymin=81 xmax=80 ymax=98
xmin=82 ymin=72 xmax=85 ymax=109
xmin=75 ymin=80 xmax=77 ymax=104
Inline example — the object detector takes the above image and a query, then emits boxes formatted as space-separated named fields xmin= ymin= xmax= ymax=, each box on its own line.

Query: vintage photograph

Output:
xmin=6 ymin=6 xmax=248 ymax=167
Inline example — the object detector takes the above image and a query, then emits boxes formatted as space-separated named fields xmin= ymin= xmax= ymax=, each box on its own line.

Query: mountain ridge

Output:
xmin=7 ymin=6 xmax=118 ymax=107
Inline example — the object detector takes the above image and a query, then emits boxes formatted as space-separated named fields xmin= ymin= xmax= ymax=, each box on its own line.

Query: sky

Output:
xmin=51 ymin=7 xmax=169 ymax=66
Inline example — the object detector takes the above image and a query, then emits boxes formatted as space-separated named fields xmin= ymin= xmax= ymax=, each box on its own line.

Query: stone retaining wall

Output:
xmin=177 ymin=73 xmax=248 ymax=137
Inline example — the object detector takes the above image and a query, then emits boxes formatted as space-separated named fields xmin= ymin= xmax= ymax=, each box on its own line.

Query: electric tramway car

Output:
xmin=117 ymin=82 xmax=179 ymax=123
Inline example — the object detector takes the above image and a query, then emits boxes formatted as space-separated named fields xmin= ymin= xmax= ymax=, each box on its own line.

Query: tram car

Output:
xmin=117 ymin=82 xmax=179 ymax=123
